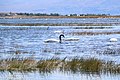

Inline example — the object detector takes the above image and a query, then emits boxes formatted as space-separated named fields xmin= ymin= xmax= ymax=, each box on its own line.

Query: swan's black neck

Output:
xmin=59 ymin=34 xmax=65 ymax=43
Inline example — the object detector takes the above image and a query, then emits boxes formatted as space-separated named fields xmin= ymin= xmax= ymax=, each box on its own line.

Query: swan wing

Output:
xmin=63 ymin=38 xmax=79 ymax=41
xmin=110 ymin=38 xmax=117 ymax=42
xmin=44 ymin=39 xmax=59 ymax=43
xmin=54 ymin=30 xmax=63 ymax=34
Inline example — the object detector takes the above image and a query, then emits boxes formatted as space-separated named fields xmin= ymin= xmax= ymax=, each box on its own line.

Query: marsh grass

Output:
xmin=0 ymin=57 xmax=119 ymax=74
xmin=69 ymin=31 xmax=120 ymax=35
xmin=0 ymin=59 xmax=37 ymax=71
xmin=36 ymin=58 xmax=61 ymax=73
xmin=0 ymin=23 xmax=113 ymax=26
xmin=73 ymin=26 xmax=113 ymax=29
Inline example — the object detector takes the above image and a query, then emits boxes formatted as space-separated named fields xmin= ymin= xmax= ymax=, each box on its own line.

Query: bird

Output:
xmin=54 ymin=30 xmax=64 ymax=34
xmin=109 ymin=38 xmax=118 ymax=42
xmin=44 ymin=34 xmax=65 ymax=43
xmin=63 ymin=38 xmax=79 ymax=41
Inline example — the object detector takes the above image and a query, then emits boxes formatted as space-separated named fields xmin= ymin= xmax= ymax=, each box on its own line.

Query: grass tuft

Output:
xmin=0 ymin=57 xmax=119 ymax=74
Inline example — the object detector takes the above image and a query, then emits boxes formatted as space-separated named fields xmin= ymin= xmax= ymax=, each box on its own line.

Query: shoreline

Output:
xmin=1 ymin=15 xmax=120 ymax=19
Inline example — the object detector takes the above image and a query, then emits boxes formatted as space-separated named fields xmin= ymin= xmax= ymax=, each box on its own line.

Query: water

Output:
xmin=0 ymin=18 xmax=120 ymax=80
xmin=0 ymin=18 xmax=120 ymax=24
xmin=0 ymin=26 xmax=120 ymax=62
xmin=0 ymin=71 xmax=120 ymax=80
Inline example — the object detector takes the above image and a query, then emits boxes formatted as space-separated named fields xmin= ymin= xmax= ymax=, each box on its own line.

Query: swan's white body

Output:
xmin=109 ymin=38 xmax=118 ymax=42
xmin=63 ymin=38 xmax=79 ymax=41
xmin=44 ymin=34 xmax=79 ymax=43
xmin=54 ymin=30 xmax=63 ymax=34
xmin=44 ymin=34 xmax=65 ymax=43
xmin=44 ymin=39 xmax=59 ymax=43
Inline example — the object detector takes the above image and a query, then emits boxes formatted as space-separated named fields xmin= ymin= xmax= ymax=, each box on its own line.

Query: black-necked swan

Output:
xmin=63 ymin=38 xmax=79 ymax=41
xmin=54 ymin=30 xmax=64 ymax=34
xmin=44 ymin=34 xmax=65 ymax=43
xmin=109 ymin=38 xmax=118 ymax=42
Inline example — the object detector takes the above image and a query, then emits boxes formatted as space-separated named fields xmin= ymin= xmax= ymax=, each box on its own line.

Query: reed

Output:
xmin=69 ymin=31 xmax=120 ymax=35
xmin=0 ymin=57 xmax=119 ymax=74
xmin=0 ymin=23 xmax=114 ymax=26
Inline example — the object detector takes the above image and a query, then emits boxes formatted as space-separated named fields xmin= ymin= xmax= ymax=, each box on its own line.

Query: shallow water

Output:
xmin=0 ymin=71 xmax=120 ymax=80
xmin=0 ymin=25 xmax=120 ymax=79
xmin=0 ymin=26 xmax=120 ymax=62
xmin=0 ymin=18 xmax=120 ymax=24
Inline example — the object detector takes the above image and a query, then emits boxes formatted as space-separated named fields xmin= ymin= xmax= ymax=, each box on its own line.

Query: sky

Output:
xmin=0 ymin=0 xmax=120 ymax=15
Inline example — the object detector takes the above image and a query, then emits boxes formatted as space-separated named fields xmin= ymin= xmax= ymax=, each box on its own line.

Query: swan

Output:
xmin=109 ymin=38 xmax=118 ymax=42
xmin=63 ymin=38 xmax=79 ymax=41
xmin=44 ymin=34 xmax=65 ymax=43
xmin=54 ymin=30 xmax=64 ymax=34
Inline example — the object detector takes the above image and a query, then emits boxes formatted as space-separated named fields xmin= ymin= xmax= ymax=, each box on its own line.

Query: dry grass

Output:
xmin=0 ymin=59 xmax=37 ymax=71
xmin=69 ymin=31 xmax=120 ymax=35
xmin=0 ymin=23 xmax=114 ymax=26
xmin=0 ymin=57 xmax=119 ymax=74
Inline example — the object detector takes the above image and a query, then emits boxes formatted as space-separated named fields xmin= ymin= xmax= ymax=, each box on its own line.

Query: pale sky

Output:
xmin=0 ymin=0 xmax=120 ymax=15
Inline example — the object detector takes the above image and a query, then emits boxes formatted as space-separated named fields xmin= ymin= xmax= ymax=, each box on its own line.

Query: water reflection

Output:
xmin=0 ymin=71 xmax=120 ymax=80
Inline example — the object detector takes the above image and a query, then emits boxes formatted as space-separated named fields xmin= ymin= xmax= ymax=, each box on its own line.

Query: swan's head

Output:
xmin=59 ymin=34 xmax=65 ymax=43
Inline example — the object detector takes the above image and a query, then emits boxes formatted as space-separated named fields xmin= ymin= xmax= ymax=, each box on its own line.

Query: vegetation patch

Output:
xmin=0 ymin=57 xmax=120 ymax=74
xmin=0 ymin=23 xmax=114 ymax=26
xmin=69 ymin=31 xmax=120 ymax=35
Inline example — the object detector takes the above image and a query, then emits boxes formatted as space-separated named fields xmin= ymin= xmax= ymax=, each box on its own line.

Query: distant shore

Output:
xmin=0 ymin=15 xmax=120 ymax=19
xmin=0 ymin=15 xmax=120 ymax=26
